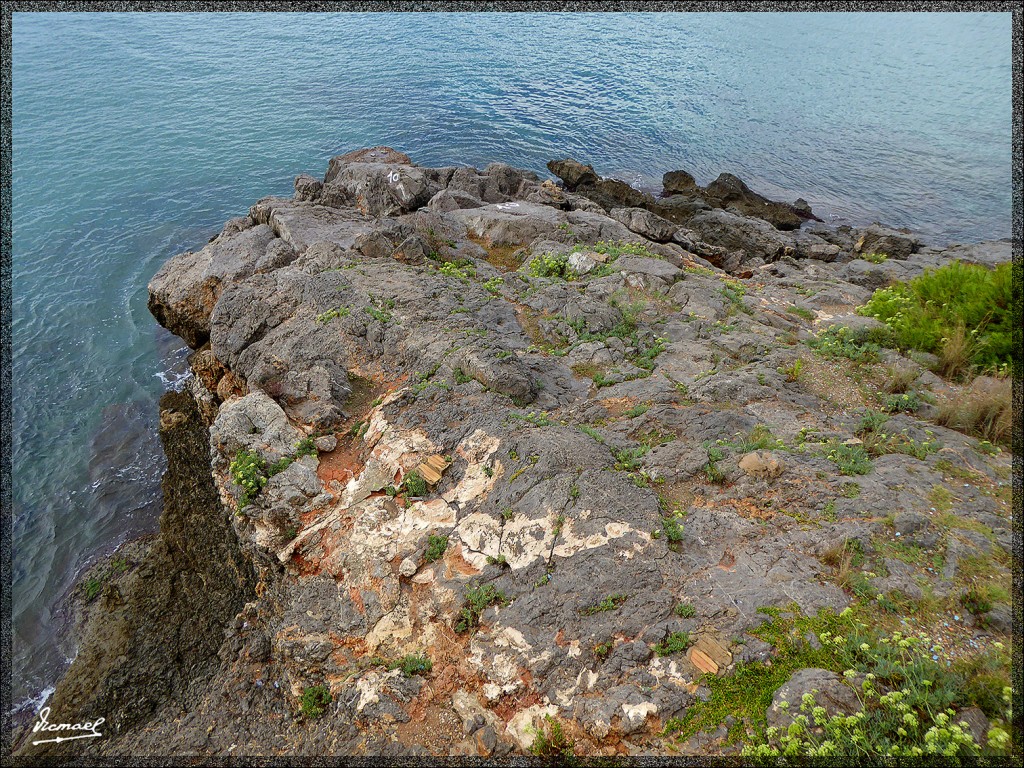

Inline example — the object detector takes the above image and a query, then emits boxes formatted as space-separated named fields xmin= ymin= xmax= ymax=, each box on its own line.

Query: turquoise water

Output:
xmin=10 ymin=11 xmax=1013 ymax=708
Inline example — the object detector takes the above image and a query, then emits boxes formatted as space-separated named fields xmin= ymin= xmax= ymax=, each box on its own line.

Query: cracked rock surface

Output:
xmin=23 ymin=147 xmax=1013 ymax=759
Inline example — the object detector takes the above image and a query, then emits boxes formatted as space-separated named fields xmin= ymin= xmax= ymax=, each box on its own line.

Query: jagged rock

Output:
xmin=854 ymin=224 xmax=919 ymax=260
xmin=704 ymin=173 xmax=804 ymax=231
xmin=611 ymin=207 xmax=678 ymax=242
xmin=685 ymin=208 xmax=795 ymax=270
xmin=547 ymin=158 xmax=599 ymax=188
xmin=148 ymin=224 xmax=276 ymax=348
xmin=662 ymin=169 xmax=701 ymax=195
xmin=294 ymin=174 xmax=323 ymax=202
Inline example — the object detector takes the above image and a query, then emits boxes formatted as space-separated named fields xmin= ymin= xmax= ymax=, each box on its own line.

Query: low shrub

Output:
xmin=858 ymin=260 xmax=1013 ymax=375
xmin=300 ymin=685 xmax=332 ymax=718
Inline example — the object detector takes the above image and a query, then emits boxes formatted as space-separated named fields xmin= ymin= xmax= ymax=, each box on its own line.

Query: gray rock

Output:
xmin=610 ymin=207 xmax=678 ymax=242
xmin=148 ymin=224 xmax=276 ymax=348
xmin=854 ymin=224 xmax=919 ymax=260
xmin=314 ymin=435 xmax=337 ymax=453
xmin=766 ymin=668 xmax=861 ymax=730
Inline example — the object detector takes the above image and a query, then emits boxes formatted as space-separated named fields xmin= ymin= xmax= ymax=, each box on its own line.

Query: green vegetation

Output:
xmin=612 ymin=444 xmax=649 ymax=472
xmin=788 ymin=305 xmax=815 ymax=322
xmin=860 ymin=251 xmax=889 ymax=264
xmin=779 ymin=357 xmax=804 ymax=382
xmin=387 ymin=653 xmax=433 ymax=677
xmin=230 ymin=448 xmax=270 ymax=508
xmin=858 ymin=260 xmax=1013 ymax=375
xmin=808 ymin=325 xmax=887 ymax=363
xmin=674 ymin=602 xmax=697 ymax=618
xmin=294 ymin=436 xmax=317 ymax=458
xmin=455 ymin=582 xmax=509 ymax=632
xmin=662 ymin=514 xmax=685 ymax=543
xmin=827 ymin=444 xmax=873 ymax=476
xmin=316 ymin=305 xmax=351 ymax=323
xmin=530 ymin=714 xmax=576 ymax=761
xmin=509 ymin=410 xmax=554 ymax=427
xmin=363 ymin=305 xmax=392 ymax=324
xmin=528 ymin=251 xmax=574 ymax=279
xmin=653 ymin=631 xmax=691 ymax=656
xmin=424 ymin=534 xmax=448 ymax=563
xmin=300 ymin=685 xmax=332 ymax=719
xmin=483 ymin=276 xmax=504 ymax=294
xmin=580 ymin=593 xmax=628 ymax=616
xmin=401 ymin=470 xmax=428 ymax=497
xmin=624 ymin=402 xmax=651 ymax=419
xmin=665 ymin=605 xmax=1013 ymax=759
xmin=883 ymin=392 xmax=921 ymax=414
xmin=438 ymin=261 xmax=474 ymax=281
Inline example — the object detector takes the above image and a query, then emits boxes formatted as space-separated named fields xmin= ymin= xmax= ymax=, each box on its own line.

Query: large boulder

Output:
xmin=147 ymin=223 xmax=276 ymax=348
xmin=703 ymin=173 xmax=804 ymax=231
xmin=610 ymin=207 xmax=678 ymax=242
xmin=685 ymin=208 xmax=796 ymax=269
xmin=853 ymin=224 xmax=919 ymax=260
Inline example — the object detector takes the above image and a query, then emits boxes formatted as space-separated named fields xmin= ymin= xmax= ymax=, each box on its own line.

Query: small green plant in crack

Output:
xmin=300 ymin=685 xmax=332 ymax=719
xmin=486 ymin=553 xmax=509 ymax=567
xmin=884 ymin=391 xmax=921 ymax=414
xmin=401 ymin=470 xmax=428 ymax=498
xmin=363 ymin=305 xmax=392 ymax=324
xmin=452 ymin=367 xmax=473 ymax=385
xmin=230 ymin=448 xmax=269 ymax=509
xmin=501 ymin=506 xmax=515 ymax=522
xmin=788 ymin=305 xmax=815 ymax=322
xmin=960 ymin=588 xmax=992 ymax=618
xmin=593 ymin=641 xmax=613 ymax=659
xmin=568 ymin=483 xmax=580 ymax=501
xmin=316 ymin=305 xmax=351 ymax=323
xmin=612 ymin=444 xmax=649 ymax=472
xmin=438 ymin=261 xmax=474 ymax=281
xmin=386 ymin=653 xmax=433 ymax=677
xmin=455 ymin=582 xmax=509 ymax=633
xmin=424 ymin=534 xmax=448 ymax=563
xmin=662 ymin=515 xmax=685 ymax=543
xmin=529 ymin=714 xmax=576 ymax=761
xmin=826 ymin=443 xmax=873 ymax=476
xmin=528 ymin=251 xmax=574 ymax=280
xmin=674 ymin=602 xmax=696 ymax=618
xmin=860 ymin=251 xmax=889 ymax=263
xmin=778 ymin=357 xmax=804 ymax=382
xmin=580 ymin=593 xmax=627 ymax=616
xmin=857 ymin=409 xmax=890 ymax=437
xmin=294 ymin=436 xmax=318 ymax=458
xmin=83 ymin=576 xmax=103 ymax=602
xmin=623 ymin=402 xmax=651 ymax=419
xmin=653 ymin=631 xmax=691 ymax=657
xmin=509 ymin=411 xmax=553 ymax=427
xmin=483 ymin=276 xmax=504 ymax=295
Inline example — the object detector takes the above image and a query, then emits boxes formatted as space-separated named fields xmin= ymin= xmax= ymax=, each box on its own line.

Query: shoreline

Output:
xmin=13 ymin=148 xmax=1015 ymax=758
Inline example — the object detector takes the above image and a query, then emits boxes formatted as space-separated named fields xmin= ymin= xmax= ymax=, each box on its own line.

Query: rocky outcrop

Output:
xmin=547 ymin=156 xmax=820 ymax=235
xmin=16 ymin=389 xmax=255 ymax=756
xmin=37 ymin=148 xmax=1012 ymax=760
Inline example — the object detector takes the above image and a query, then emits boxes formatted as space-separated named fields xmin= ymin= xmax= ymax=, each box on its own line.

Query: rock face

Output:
xmin=38 ymin=147 xmax=1013 ymax=760
xmin=19 ymin=389 xmax=255 ymax=756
